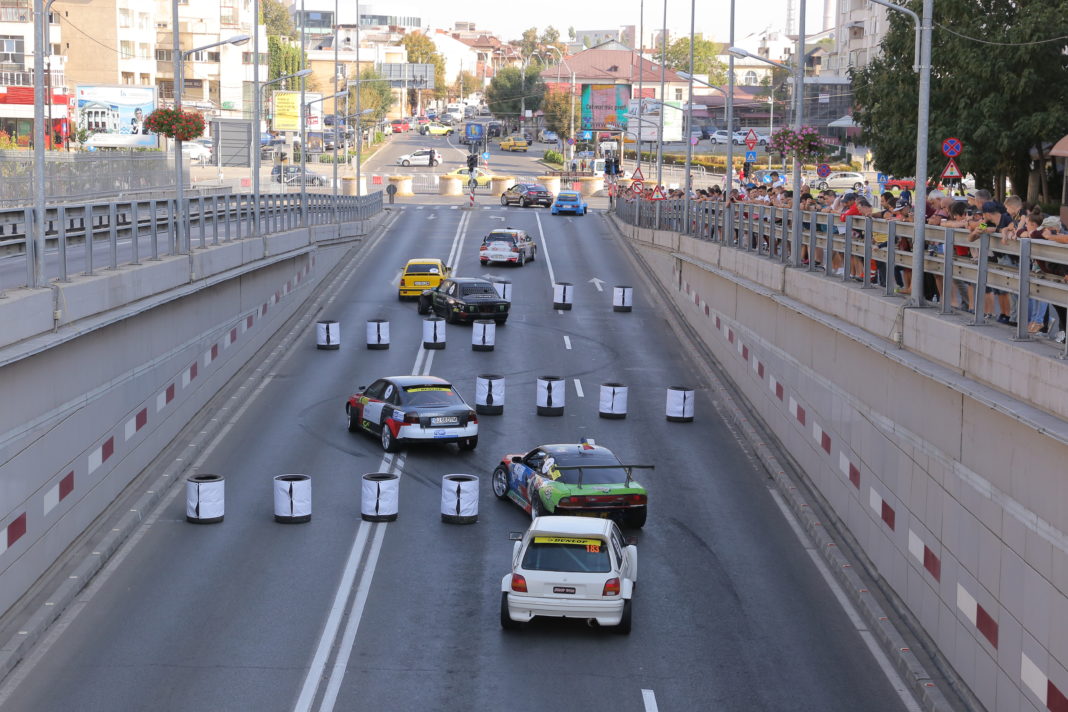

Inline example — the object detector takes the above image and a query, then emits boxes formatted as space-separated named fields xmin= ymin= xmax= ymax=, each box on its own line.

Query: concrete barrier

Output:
xmin=536 ymin=176 xmax=561 ymax=195
xmin=388 ymin=175 xmax=414 ymax=197
xmin=439 ymin=175 xmax=464 ymax=196
xmin=490 ymin=176 xmax=516 ymax=196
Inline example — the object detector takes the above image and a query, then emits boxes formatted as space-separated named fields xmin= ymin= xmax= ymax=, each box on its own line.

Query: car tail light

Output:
xmin=602 ymin=578 xmax=620 ymax=596
xmin=468 ymin=412 xmax=478 ymax=424
xmin=511 ymin=246 xmax=520 ymax=253
xmin=404 ymin=412 xmax=421 ymax=424
xmin=626 ymin=494 xmax=647 ymax=505
xmin=511 ymin=574 xmax=527 ymax=592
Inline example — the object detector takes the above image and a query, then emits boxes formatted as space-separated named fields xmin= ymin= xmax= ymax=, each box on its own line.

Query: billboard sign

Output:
xmin=273 ymin=91 xmax=322 ymax=131
xmin=580 ymin=84 xmax=631 ymax=132
xmin=625 ymin=98 xmax=683 ymax=142
xmin=76 ymin=85 xmax=157 ymax=148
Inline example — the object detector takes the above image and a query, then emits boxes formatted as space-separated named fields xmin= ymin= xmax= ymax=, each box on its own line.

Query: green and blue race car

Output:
xmin=491 ymin=439 xmax=651 ymax=528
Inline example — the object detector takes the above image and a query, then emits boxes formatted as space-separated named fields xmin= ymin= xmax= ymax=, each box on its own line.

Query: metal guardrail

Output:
xmin=1 ymin=191 xmax=384 ymax=291
xmin=615 ymin=197 xmax=1068 ymax=357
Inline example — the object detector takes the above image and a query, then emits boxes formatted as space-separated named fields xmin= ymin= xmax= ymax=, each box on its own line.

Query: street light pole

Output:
xmin=867 ymin=0 xmax=929 ymax=307
xmin=299 ymin=0 xmax=307 ymax=226
xmin=725 ymin=0 xmax=735 ymax=195
xmin=790 ymin=0 xmax=806 ymax=266
xmin=683 ymin=0 xmax=696 ymax=223
xmin=252 ymin=0 xmax=260 ymax=237
xmin=256 ymin=69 xmax=312 ymax=244
xmin=655 ymin=0 xmax=666 ymax=192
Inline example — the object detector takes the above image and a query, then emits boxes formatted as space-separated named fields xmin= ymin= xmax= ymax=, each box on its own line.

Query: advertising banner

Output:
xmin=625 ymin=98 xmax=683 ymax=142
xmin=273 ymin=91 xmax=322 ymax=131
xmin=76 ymin=85 xmax=157 ymax=148
xmin=580 ymin=84 xmax=630 ymax=132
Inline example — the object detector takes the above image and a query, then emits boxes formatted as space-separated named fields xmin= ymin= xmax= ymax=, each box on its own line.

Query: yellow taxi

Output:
xmin=399 ymin=258 xmax=450 ymax=299
xmin=499 ymin=135 xmax=530 ymax=152
xmin=444 ymin=167 xmax=495 ymax=187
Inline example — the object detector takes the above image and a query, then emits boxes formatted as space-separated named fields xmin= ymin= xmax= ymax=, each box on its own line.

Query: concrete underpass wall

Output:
xmin=0 ymin=216 xmax=373 ymax=618
xmin=619 ymin=220 xmax=1068 ymax=712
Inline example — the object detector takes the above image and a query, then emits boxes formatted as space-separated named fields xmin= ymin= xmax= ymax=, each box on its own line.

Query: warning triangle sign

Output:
xmin=941 ymin=158 xmax=962 ymax=179
xmin=649 ymin=185 xmax=668 ymax=201
xmin=630 ymin=165 xmax=645 ymax=182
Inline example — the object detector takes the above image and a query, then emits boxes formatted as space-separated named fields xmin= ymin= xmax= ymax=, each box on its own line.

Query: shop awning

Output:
xmin=1051 ymin=133 xmax=1068 ymax=157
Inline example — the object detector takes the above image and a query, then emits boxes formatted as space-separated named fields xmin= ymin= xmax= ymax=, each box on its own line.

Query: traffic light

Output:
xmin=467 ymin=153 xmax=478 ymax=170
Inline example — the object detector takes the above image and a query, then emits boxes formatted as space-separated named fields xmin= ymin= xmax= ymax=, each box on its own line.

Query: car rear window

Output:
xmin=405 ymin=263 xmax=441 ymax=274
xmin=552 ymin=450 xmax=627 ymax=485
xmin=482 ymin=235 xmax=517 ymax=246
xmin=402 ymin=386 xmax=464 ymax=406
xmin=461 ymin=284 xmax=497 ymax=296
xmin=522 ymin=537 xmax=611 ymax=573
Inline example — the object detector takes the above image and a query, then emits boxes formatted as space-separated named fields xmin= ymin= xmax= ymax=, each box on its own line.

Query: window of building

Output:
xmin=674 ymin=88 xmax=683 ymax=100
xmin=220 ymin=0 xmax=238 ymax=26
xmin=122 ymin=71 xmax=134 ymax=85
xmin=207 ymin=51 xmax=220 ymax=62
xmin=156 ymin=48 xmax=172 ymax=62
xmin=118 ymin=8 xmax=131 ymax=27
xmin=138 ymin=43 xmax=150 ymax=59
xmin=140 ymin=73 xmax=150 ymax=85
xmin=0 ymin=35 xmax=25 ymax=67
xmin=744 ymin=70 xmax=758 ymax=85
xmin=120 ymin=40 xmax=134 ymax=59
xmin=242 ymin=51 xmax=268 ymax=65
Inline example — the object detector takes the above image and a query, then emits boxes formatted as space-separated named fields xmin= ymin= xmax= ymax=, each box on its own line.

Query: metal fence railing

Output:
xmin=614 ymin=197 xmax=1068 ymax=357
xmin=1 ymin=191 xmax=384 ymax=292
xmin=0 ymin=152 xmax=182 ymax=207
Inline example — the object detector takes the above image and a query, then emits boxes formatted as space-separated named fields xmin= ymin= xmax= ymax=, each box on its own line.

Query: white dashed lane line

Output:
xmin=563 ymin=335 xmax=572 ymax=350
xmin=642 ymin=689 xmax=658 ymax=712
xmin=573 ymin=379 xmax=584 ymax=398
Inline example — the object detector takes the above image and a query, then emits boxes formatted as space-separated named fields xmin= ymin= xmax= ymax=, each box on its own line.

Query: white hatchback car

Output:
xmin=815 ymin=171 xmax=866 ymax=192
xmin=479 ymin=228 xmax=536 ymax=267
xmin=501 ymin=516 xmax=637 ymax=633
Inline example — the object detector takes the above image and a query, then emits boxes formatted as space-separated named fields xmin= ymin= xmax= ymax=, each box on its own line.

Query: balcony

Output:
xmin=0 ymin=6 xmax=29 ymax=22
xmin=0 ymin=69 xmax=66 ymax=90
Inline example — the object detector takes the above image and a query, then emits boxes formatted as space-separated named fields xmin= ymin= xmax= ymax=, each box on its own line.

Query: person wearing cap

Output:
xmin=966 ymin=200 xmax=1013 ymax=323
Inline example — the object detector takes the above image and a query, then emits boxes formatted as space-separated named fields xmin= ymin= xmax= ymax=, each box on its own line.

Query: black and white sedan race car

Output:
xmin=417 ymin=277 xmax=510 ymax=324
xmin=346 ymin=376 xmax=478 ymax=452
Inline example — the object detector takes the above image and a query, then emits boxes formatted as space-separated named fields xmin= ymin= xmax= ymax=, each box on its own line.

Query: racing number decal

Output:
xmin=362 ymin=399 xmax=385 ymax=430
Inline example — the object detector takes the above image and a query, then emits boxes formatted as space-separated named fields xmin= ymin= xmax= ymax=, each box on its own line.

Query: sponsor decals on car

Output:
xmin=405 ymin=386 xmax=451 ymax=392
xmin=533 ymin=536 xmax=602 ymax=549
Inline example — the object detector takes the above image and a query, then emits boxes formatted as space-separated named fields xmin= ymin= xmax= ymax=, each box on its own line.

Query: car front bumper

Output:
xmin=505 ymin=593 xmax=625 ymax=626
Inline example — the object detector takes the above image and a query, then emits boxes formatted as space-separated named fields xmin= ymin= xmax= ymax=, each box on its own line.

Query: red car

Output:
xmin=390 ymin=119 xmax=410 ymax=133
xmin=416 ymin=116 xmax=430 ymax=126
xmin=884 ymin=177 xmax=916 ymax=190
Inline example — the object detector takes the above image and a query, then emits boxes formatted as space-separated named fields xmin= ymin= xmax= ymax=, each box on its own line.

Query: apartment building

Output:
xmin=0 ymin=1 xmax=68 ymax=145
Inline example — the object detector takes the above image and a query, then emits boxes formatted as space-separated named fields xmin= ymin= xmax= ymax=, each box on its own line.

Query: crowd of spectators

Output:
xmin=620 ymin=175 xmax=1068 ymax=341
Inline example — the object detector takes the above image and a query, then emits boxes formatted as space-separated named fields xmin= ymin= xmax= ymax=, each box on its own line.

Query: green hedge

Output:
xmin=543 ymin=148 xmax=563 ymax=164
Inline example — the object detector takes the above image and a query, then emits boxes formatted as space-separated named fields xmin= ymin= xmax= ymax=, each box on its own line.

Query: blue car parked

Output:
xmin=551 ymin=190 xmax=589 ymax=216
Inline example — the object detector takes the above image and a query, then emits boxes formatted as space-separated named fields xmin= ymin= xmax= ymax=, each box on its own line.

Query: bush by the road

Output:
xmin=543 ymin=149 xmax=563 ymax=165
xmin=622 ymin=148 xmax=857 ymax=173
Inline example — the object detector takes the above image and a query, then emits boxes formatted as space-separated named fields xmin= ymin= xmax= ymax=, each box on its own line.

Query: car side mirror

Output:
xmin=357 ymin=386 xmax=366 ymax=392
xmin=511 ymin=456 xmax=522 ymax=463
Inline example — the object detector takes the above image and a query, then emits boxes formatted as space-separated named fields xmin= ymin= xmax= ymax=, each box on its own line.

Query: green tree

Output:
xmin=753 ymin=67 xmax=791 ymax=129
xmin=541 ymin=90 xmax=575 ymax=141
xmin=518 ymin=27 xmax=540 ymax=57
xmin=540 ymin=26 xmax=565 ymax=56
xmin=267 ymin=35 xmax=302 ymax=87
xmin=456 ymin=70 xmax=480 ymax=99
xmin=261 ymin=0 xmax=294 ymax=37
xmin=400 ymin=32 xmax=447 ymax=102
xmin=658 ymin=36 xmax=726 ymax=83
xmin=349 ymin=67 xmax=394 ymax=126
xmin=853 ymin=0 xmax=1068 ymax=200
xmin=567 ymin=26 xmax=576 ymax=41
xmin=484 ymin=65 xmax=545 ymax=121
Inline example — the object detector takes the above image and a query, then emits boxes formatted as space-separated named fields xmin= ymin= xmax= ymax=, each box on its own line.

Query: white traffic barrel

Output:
xmin=666 ymin=386 xmax=695 ymax=422
xmin=422 ymin=316 xmax=446 ymax=349
xmin=273 ymin=474 xmax=312 ymax=523
xmin=361 ymin=472 xmax=399 ymax=522
xmin=613 ymin=285 xmax=633 ymax=312
xmin=366 ymin=319 xmax=390 ymax=350
xmin=552 ymin=282 xmax=573 ymax=310
xmin=493 ymin=280 xmax=512 ymax=300
xmin=440 ymin=474 xmax=479 ymax=524
xmin=316 ymin=320 xmax=340 ymax=350
xmin=598 ymin=382 xmax=628 ymax=419
xmin=475 ymin=374 xmax=505 ymax=415
xmin=185 ymin=474 xmax=224 ymax=524
xmin=472 ymin=320 xmax=496 ymax=351
xmin=536 ymin=376 xmax=565 ymax=416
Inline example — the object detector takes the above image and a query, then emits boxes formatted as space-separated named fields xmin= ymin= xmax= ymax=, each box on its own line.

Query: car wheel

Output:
xmin=517 ymin=254 xmax=525 ymax=267
xmin=417 ymin=296 xmax=431 ymax=315
xmin=521 ymin=199 xmax=530 ymax=208
xmin=495 ymin=317 xmax=507 ymax=326
xmin=380 ymin=425 xmax=400 ymax=453
xmin=615 ymin=599 xmax=632 ymax=635
xmin=817 ymin=181 xmax=828 ymax=191
xmin=500 ymin=196 xmax=508 ymax=206
xmin=853 ymin=182 xmax=863 ymax=191
xmin=430 ymin=160 xmax=438 ymax=167
xmin=500 ymin=592 xmax=520 ymax=630
xmin=491 ymin=466 xmax=509 ymax=499
xmin=401 ymin=159 xmax=410 ymax=167
xmin=458 ymin=436 xmax=477 ymax=451
xmin=480 ymin=259 xmax=489 ymax=266
xmin=625 ymin=506 xmax=647 ymax=528
xmin=346 ymin=405 xmax=359 ymax=432
xmin=529 ymin=247 xmax=536 ymax=261
xmin=530 ymin=492 xmax=544 ymax=520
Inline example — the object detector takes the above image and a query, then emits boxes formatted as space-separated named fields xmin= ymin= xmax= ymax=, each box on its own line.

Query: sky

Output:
xmin=407 ymin=0 xmax=802 ymax=49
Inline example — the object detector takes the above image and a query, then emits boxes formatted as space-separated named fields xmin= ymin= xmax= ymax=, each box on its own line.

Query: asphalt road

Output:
xmin=0 ymin=186 xmax=917 ymax=711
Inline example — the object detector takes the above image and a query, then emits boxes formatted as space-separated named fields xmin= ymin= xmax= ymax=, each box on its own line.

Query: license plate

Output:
xmin=414 ymin=281 xmax=429 ymax=286
xmin=553 ymin=586 xmax=575 ymax=594
xmin=431 ymin=416 xmax=459 ymax=426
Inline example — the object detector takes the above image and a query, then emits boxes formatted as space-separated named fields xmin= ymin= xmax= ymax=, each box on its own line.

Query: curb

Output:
xmin=608 ymin=213 xmax=960 ymax=712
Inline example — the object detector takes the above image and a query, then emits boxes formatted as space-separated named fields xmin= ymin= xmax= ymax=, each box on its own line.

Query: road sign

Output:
xmin=877 ymin=172 xmax=888 ymax=183
xmin=631 ymin=180 xmax=644 ymax=194
xmin=566 ymin=137 xmax=576 ymax=146
xmin=941 ymin=158 xmax=963 ymax=179
xmin=745 ymin=150 xmax=758 ymax=163
xmin=630 ymin=166 xmax=645 ymax=182
xmin=744 ymin=129 xmax=759 ymax=151
xmin=481 ymin=151 xmax=490 ymax=160
xmin=941 ymin=137 xmax=962 ymax=158
xmin=581 ymin=130 xmax=593 ymax=140
xmin=649 ymin=185 xmax=668 ymax=201
xmin=465 ymin=122 xmax=484 ymax=141
xmin=817 ymin=163 xmax=831 ymax=178
xmin=690 ymin=136 xmax=699 ymax=145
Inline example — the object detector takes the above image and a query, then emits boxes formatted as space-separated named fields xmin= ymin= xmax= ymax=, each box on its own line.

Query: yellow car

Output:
xmin=399 ymin=258 xmax=450 ymax=299
xmin=445 ymin=167 xmax=495 ymax=187
xmin=422 ymin=122 xmax=453 ymax=136
xmin=499 ymin=135 xmax=530 ymax=152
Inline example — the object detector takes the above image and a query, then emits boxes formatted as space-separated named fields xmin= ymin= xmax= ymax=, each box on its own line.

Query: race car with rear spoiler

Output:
xmin=490 ymin=439 xmax=652 ymax=528
xmin=346 ymin=375 xmax=478 ymax=452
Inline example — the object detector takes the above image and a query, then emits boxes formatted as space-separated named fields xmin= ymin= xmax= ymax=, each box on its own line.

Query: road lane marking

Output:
xmin=768 ymin=489 xmax=923 ymax=712
xmin=445 ymin=211 xmax=470 ymax=273
xmin=642 ymin=689 xmax=658 ymax=712
xmin=563 ymin=335 xmax=572 ymax=350
xmin=573 ymin=379 xmax=584 ymax=397
xmin=390 ymin=270 xmax=401 ymax=288
xmin=534 ymin=211 xmax=557 ymax=286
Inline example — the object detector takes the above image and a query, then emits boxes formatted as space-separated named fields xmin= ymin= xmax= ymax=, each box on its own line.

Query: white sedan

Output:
xmin=500 ymin=516 xmax=637 ymax=634
xmin=815 ymin=171 xmax=866 ymax=192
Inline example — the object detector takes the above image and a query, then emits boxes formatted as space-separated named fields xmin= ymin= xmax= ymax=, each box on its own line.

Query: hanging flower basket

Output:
xmin=144 ymin=108 xmax=205 ymax=141
xmin=769 ymin=126 xmax=826 ymax=163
